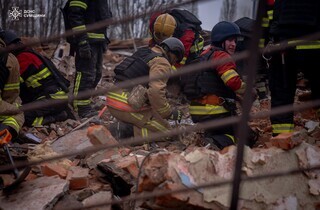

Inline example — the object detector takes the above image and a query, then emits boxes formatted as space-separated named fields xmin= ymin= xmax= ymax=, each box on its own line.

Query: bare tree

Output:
xmin=220 ymin=0 xmax=237 ymax=21
xmin=0 ymin=0 xmax=199 ymax=40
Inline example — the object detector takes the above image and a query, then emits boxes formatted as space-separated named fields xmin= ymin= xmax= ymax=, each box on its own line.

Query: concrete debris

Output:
xmin=53 ymin=194 xmax=83 ymax=210
xmin=51 ymin=128 xmax=91 ymax=154
xmin=305 ymin=121 xmax=320 ymax=133
xmin=272 ymin=196 xmax=298 ymax=210
xmin=137 ymin=144 xmax=320 ymax=209
xmin=82 ymin=191 xmax=112 ymax=210
xmin=0 ymin=176 xmax=69 ymax=210
xmin=4 ymin=40 xmax=320 ymax=210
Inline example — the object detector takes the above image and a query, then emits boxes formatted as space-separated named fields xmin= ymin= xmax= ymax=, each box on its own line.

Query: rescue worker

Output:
xmin=149 ymin=9 xmax=204 ymax=68
xmin=1 ymin=30 xmax=70 ymax=126
xmin=235 ymin=15 xmax=272 ymax=102
xmin=0 ymin=30 xmax=24 ymax=143
xmin=106 ymin=37 xmax=185 ymax=139
xmin=184 ymin=21 xmax=247 ymax=150
xmin=269 ymin=0 xmax=320 ymax=136
xmin=66 ymin=0 xmax=111 ymax=118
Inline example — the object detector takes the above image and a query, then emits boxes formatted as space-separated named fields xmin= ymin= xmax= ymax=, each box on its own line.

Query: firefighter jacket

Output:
xmin=15 ymin=49 xmax=67 ymax=104
xmin=202 ymin=47 xmax=245 ymax=96
xmin=189 ymin=47 xmax=246 ymax=116
xmin=67 ymin=0 xmax=111 ymax=44
xmin=0 ymin=39 xmax=24 ymax=136
xmin=260 ymin=0 xmax=274 ymax=48
xmin=270 ymin=0 xmax=320 ymax=40
xmin=107 ymin=45 xmax=173 ymax=119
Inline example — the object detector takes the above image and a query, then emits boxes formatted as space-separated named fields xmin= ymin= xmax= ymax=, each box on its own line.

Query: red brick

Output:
xmin=25 ymin=172 xmax=38 ymax=181
xmin=114 ymin=156 xmax=139 ymax=178
xmin=41 ymin=163 xmax=68 ymax=178
xmin=67 ymin=166 xmax=89 ymax=190
xmin=87 ymin=125 xmax=118 ymax=145
xmin=270 ymin=133 xmax=294 ymax=150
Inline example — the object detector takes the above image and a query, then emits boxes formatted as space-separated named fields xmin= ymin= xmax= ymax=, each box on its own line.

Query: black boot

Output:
xmin=78 ymin=105 xmax=98 ymax=119
xmin=42 ymin=111 xmax=68 ymax=125
xmin=107 ymin=121 xmax=134 ymax=140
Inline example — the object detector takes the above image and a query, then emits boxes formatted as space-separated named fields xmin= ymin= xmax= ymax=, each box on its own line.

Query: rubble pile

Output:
xmin=1 ymin=41 xmax=320 ymax=210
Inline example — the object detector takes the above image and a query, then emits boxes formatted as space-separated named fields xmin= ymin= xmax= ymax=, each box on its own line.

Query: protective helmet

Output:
xmin=160 ymin=37 xmax=185 ymax=62
xmin=153 ymin=13 xmax=177 ymax=43
xmin=211 ymin=21 xmax=241 ymax=46
xmin=2 ymin=30 xmax=21 ymax=45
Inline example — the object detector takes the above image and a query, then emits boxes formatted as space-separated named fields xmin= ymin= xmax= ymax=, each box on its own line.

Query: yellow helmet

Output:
xmin=153 ymin=13 xmax=177 ymax=43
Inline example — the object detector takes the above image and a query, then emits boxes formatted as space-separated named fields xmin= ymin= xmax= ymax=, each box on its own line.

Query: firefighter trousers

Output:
xmin=269 ymin=48 xmax=320 ymax=135
xmin=107 ymin=106 xmax=171 ymax=142
xmin=73 ymin=43 xmax=104 ymax=111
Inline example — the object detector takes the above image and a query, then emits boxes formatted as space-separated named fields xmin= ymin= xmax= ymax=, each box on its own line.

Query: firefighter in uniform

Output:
xmin=0 ymin=33 xmax=24 ymax=143
xmin=149 ymin=10 xmax=204 ymax=68
xmin=269 ymin=0 xmax=320 ymax=136
xmin=67 ymin=0 xmax=111 ymax=118
xmin=234 ymin=1 xmax=274 ymax=103
xmin=186 ymin=21 xmax=246 ymax=150
xmin=106 ymin=37 xmax=185 ymax=139
xmin=2 ymin=30 xmax=70 ymax=126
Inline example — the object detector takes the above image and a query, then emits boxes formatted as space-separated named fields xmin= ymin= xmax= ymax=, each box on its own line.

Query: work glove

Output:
xmin=169 ymin=109 xmax=183 ymax=123
xmin=78 ymin=40 xmax=92 ymax=59
xmin=0 ymin=128 xmax=12 ymax=145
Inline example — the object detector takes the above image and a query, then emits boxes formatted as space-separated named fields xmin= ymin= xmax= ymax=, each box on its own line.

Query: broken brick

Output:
xmin=41 ymin=163 xmax=68 ymax=179
xmin=67 ymin=166 xmax=89 ymax=190
xmin=114 ymin=155 xmax=140 ymax=178
xmin=25 ymin=172 xmax=38 ymax=181
xmin=87 ymin=125 xmax=118 ymax=145
xmin=270 ymin=133 xmax=297 ymax=150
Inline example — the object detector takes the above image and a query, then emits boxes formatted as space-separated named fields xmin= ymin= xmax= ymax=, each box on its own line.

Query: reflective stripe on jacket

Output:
xmin=0 ymin=39 xmax=24 ymax=134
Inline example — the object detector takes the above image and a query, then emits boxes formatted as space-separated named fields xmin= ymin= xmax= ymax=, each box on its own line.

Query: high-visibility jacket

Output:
xmin=107 ymin=45 xmax=173 ymax=119
xmin=67 ymin=0 xmax=111 ymax=44
xmin=270 ymin=0 xmax=320 ymax=39
xmin=189 ymin=47 xmax=245 ymax=116
xmin=259 ymin=0 xmax=274 ymax=48
xmin=0 ymin=39 xmax=24 ymax=136
xmin=15 ymin=49 xmax=67 ymax=104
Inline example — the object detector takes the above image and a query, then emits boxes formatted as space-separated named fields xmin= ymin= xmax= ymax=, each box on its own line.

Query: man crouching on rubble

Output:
xmin=106 ymin=37 xmax=185 ymax=141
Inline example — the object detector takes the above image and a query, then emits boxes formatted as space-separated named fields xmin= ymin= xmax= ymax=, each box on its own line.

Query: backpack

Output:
xmin=168 ymin=9 xmax=202 ymax=38
xmin=26 ymin=49 xmax=70 ymax=92
xmin=114 ymin=47 xmax=162 ymax=87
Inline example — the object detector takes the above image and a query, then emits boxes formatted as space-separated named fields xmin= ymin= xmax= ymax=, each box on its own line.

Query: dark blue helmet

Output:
xmin=211 ymin=21 xmax=241 ymax=46
xmin=2 ymin=30 xmax=21 ymax=45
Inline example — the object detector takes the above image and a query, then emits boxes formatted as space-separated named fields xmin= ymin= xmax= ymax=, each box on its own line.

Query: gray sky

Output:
xmin=198 ymin=0 xmax=254 ymax=31
xmin=198 ymin=0 xmax=222 ymax=31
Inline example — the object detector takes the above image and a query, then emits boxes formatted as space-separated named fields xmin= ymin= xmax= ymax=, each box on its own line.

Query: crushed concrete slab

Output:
xmin=53 ymin=194 xmax=83 ymax=210
xmin=51 ymin=128 xmax=92 ymax=154
xmin=137 ymin=144 xmax=320 ymax=209
xmin=82 ymin=191 xmax=112 ymax=210
xmin=0 ymin=176 xmax=69 ymax=210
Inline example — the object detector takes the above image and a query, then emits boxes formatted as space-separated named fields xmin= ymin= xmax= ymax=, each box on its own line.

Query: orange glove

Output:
xmin=0 ymin=129 xmax=12 ymax=145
